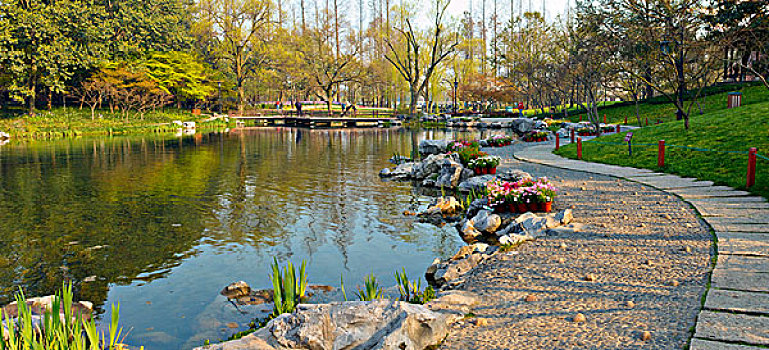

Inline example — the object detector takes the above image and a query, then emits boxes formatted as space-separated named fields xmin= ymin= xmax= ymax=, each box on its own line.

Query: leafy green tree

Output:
xmin=139 ymin=51 xmax=217 ymax=108
xmin=0 ymin=0 xmax=89 ymax=114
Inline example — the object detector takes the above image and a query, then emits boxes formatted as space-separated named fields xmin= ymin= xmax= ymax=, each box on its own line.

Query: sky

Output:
xmin=445 ymin=0 xmax=571 ymax=23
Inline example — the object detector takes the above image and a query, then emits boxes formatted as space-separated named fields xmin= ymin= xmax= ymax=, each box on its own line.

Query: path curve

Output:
xmin=440 ymin=145 xmax=712 ymax=350
xmin=516 ymin=144 xmax=769 ymax=349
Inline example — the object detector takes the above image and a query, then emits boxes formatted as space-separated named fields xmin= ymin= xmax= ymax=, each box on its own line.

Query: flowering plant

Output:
xmin=485 ymin=177 xmax=557 ymax=206
xmin=523 ymin=131 xmax=549 ymax=142
xmin=447 ymin=140 xmax=479 ymax=152
xmin=486 ymin=135 xmax=513 ymax=147
xmin=468 ymin=155 xmax=500 ymax=169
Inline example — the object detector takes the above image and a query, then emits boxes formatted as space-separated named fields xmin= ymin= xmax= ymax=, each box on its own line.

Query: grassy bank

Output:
xmin=564 ymin=84 xmax=769 ymax=125
xmin=0 ymin=107 xmax=231 ymax=139
xmin=555 ymin=99 xmax=769 ymax=198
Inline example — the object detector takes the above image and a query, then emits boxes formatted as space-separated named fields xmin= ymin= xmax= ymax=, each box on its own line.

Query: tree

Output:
xmin=706 ymin=0 xmax=769 ymax=89
xmin=384 ymin=0 xmax=458 ymax=115
xmin=196 ymin=0 xmax=272 ymax=115
xmin=0 ymin=0 xmax=85 ymax=115
xmin=73 ymin=79 xmax=108 ymax=120
xmin=607 ymin=0 xmax=721 ymax=129
xmin=140 ymin=51 xmax=217 ymax=107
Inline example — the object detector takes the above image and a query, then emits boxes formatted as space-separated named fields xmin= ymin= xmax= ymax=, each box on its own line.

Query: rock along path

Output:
xmin=440 ymin=144 xmax=713 ymax=350
xmin=513 ymin=144 xmax=769 ymax=349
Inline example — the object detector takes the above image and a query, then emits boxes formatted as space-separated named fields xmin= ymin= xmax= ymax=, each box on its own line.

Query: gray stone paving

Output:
xmin=516 ymin=144 xmax=769 ymax=349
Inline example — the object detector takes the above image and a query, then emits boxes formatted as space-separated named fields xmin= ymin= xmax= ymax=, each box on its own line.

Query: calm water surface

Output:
xmin=0 ymin=127 xmax=513 ymax=349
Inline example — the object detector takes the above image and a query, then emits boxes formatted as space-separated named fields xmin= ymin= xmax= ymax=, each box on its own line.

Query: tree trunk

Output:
xmin=409 ymin=85 xmax=418 ymax=115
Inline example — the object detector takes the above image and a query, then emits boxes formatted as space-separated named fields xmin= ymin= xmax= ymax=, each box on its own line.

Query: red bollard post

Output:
xmin=624 ymin=115 xmax=628 ymax=124
xmin=555 ymin=134 xmax=560 ymax=151
xmin=645 ymin=117 xmax=649 ymax=126
xmin=570 ymin=129 xmax=575 ymax=143
xmin=658 ymin=140 xmax=666 ymax=168
xmin=579 ymin=115 xmax=582 ymax=122
xmin=615 ymin=125 xmax=620 ymax=133
xmin=747 ymin=147 xmax=757 ymax=188
xmin=604 ymin=114 xmax=607 ymax=124
xmin=577 ymin=137 xmax=583 ymax=160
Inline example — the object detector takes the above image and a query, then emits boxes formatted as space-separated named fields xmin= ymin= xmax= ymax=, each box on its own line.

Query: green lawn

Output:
xmin=566 ymin=84 xmax=769 ymax=125
xmin=555 ymin=98 xmax=769 ymax=198
xmin=0 ymin=107 xmax=228 ymax=139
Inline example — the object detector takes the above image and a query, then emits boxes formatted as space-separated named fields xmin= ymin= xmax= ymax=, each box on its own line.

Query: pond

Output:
xmin=0 ymin=127 xmax=514 ymax=349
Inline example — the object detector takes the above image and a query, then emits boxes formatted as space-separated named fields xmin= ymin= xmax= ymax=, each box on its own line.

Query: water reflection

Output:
xmin=0 ymin=127 xmax=512 ymax=349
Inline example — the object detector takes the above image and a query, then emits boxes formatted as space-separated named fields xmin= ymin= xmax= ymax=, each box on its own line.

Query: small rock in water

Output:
xmin=670 ymin=280 xmax=680 ymax=287
xmin=625 ymin=300 xmax=635 ymax=308
xmin=559 ymin=242 xmax=568 ymax=250
xmin=641 ymin=331 xmax=652 ymax=341
xmin=580 ymin=186 xmax=587 ymax=191
xmin=524 ymin=295 xmax=538 ymax=302
xmin=83 ymin=276 xmax=97 ymax=282
xmin=683 ymin=246 xmax=692 ymax=253
xmin=644 ymin=259 xmax=653 ymax=266
xmin=473 ymin=318 xmax=489 ymax=327
xmin=638 ymin=223 xmax=646 ymax=228
xmin=685 ymin=223 xmax=694 ymax=228
xmin=573 ymin=313 xmax=586 ymax=323
xmin=221 ymin=281 xmax=252 ymax=299
xmin=662 ymin=214 xmax=672 ymax=220
xmin=584 ymin=274 xmax=597 ymax=282
xmin=226 ymin=322 xmax=239 ymax=329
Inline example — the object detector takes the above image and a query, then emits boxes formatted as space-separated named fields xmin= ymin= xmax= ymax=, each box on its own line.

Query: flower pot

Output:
xmin=481 ymin=167 xmax=488 ymax=174
xmin=493 ymin=205 xmax=504 ymax=214
xmin=474 ymin=167 xmax=482 ymax=175
xmin=543 ymin=201 xmax=553 ymax=213
xmin=489 ymin=167 xmax=497 ymax=174
xmin=508 ymin=203 xmax=517 ymax=213
xmin=516 ymin=203 xmax=528 ymax=213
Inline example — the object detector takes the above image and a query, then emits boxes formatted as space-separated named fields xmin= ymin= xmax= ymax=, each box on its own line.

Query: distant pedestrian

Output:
xmin=295 ymin=101 xmax=303 ymax=116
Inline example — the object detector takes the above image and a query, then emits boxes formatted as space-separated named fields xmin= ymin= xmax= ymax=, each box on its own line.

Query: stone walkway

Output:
xmin=440 ymin=147 xmax=713 ymax=349
xmin=516 ymin=144 xmax=769 ymax=349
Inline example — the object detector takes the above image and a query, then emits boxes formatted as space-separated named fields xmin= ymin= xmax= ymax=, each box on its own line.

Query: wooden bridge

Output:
xmin=230 ymin=114 xmax=401 ymax=128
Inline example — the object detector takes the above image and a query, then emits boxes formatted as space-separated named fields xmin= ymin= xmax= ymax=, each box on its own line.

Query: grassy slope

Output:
xmin=555 ymin=97 xmax=769 ymax=198
xmin=0 ymin=107 xmax=228 ymax=139
xmin=568 ymin=85 xmax=769 ymax=125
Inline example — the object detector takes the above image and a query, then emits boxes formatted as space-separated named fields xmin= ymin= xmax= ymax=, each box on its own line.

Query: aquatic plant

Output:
xmin=394 ymin=268 xmax=436 ymax=304
xmin=355 ymin=274 xmax=385 ymax=301
xmin=0 ymin=283 xmax=132 ymax=350
xmin=270 ymin=258 xmax=308 ymax=317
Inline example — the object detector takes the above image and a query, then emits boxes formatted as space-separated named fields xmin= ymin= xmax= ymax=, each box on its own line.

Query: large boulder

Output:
xmin=457 ymin=175 xmax=496 ymax=193
xmin=196 ymin=300 xmax=461 ymax=350
xmin=435 ymin=159 xmax=464 ymax=188
xmin=426 ymin=244 xmax=496 ymax=289
xmin=418 ymin=140 xmax=450 ymax=156
xmin=411 ymin=154 xmax=448 ymax=180
xmin=510 ymin=118 xmax=535 ymax=134
xmin=470 ymin=210 xmax=502 ymax=234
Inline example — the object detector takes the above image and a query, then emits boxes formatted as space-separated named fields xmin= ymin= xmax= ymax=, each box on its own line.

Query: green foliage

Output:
xmin=394 ymin=268 xmax=436 ymax=304
xmin=0 ymin=283 xmax=130 ymax=350
xmin=140 ymin=51 xmax=217 ymax=103
xmin=355 ymin=273 xmax=385 ymax=301
xmin=269 ymin=258 xmax=308 ymax=317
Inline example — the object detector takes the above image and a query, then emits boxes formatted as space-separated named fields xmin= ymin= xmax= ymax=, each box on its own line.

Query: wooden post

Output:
xmin=658 ymin=140 xmax=666 ymax=168
xmin=747 ymin=147 xmax=757 ymax=188
xmin=577 ymin=137 xmax=583 ymax=159
xmin=555 ymin=134 xmax=560 ymax=151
